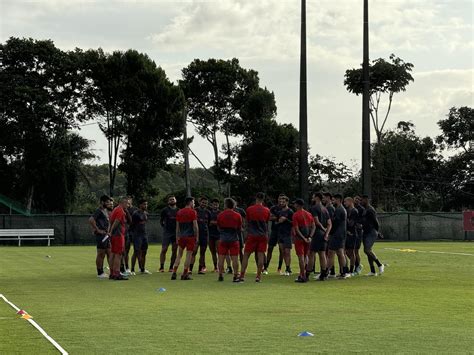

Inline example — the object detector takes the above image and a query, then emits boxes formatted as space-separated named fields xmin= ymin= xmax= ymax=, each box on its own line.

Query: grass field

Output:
xmin=1 ymin=242 xmax=473 ymax=354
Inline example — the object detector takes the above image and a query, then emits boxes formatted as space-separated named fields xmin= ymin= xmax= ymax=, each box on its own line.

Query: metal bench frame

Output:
xmin=0 ymin=229 xmax=55 ymax=246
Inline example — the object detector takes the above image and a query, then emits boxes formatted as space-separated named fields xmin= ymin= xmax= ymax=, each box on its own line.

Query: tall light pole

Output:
xmin=299 ymin=0 xmax=309 ymax=201
xmin=362 ymin=0 xmax=371 ymax=196
xmin=183 ymin=105 xmax=191 ymax=197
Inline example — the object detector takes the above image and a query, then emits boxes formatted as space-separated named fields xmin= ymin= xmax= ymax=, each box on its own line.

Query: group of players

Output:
xmin=89 ymin=191 xmax=385 ymax=283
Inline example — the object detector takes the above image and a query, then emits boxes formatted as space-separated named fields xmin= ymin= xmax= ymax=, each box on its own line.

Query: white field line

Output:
xmin=384 ymin=247 xmax=474 ymax=257
xmin=0 ymin=294 xmax=68 ymax=355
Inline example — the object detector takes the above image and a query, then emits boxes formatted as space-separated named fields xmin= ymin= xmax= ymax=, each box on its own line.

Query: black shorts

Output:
xmin=268 ymin=231 xmax=279 ymax=247
xmin=162 ymin=232 xmax=176 ymax=248
xmin=209 ymin=234 xmax=220 ymax=242
xmin=278 ymin=234 xmax=292 ymax=249
xmin=310 ymin=232 xmax=326 ymax=252
xmin=198 ymin=233 xmax=208 ymax=248
xmin=363 ymin=230 xmax=377 ymax=250
xmin=328 ymin=235 xmax=345 ymax=251
xmin=95 ymin=234 xmax=111 ymax=250
xmin=133 ymin=235 xmax=149 ymax=251
xmin=345 ymin=234 xmax=357 ymax=249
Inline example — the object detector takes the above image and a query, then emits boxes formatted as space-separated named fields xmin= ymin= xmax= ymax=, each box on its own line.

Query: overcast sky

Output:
xmin=1 ymin=0 xmax=472 ymax=169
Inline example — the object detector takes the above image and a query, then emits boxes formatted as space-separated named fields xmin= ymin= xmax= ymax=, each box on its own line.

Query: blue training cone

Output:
xmin=298 ymin=331 xmax=314 ymax=337
xmin=157 ymin=287 xmax=166 ymax=293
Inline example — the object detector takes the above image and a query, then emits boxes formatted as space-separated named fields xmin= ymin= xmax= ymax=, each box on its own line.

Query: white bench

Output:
xmin=0 ymin=229 xmax=55 ymax=246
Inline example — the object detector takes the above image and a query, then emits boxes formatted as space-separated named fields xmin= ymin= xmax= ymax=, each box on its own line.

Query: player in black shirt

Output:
xmin=265 ymin=195 xmax=284 ymax=274
xmin=208 ymin=198 xmax=221 ymax=272
xmin=159 ymin=195 xmax=178 ymax=272
xmin=191 ymin=197 xmax=211 ymax=274
xmin=88 ymin=195 xmax=113 ymax=278
xmin=327 ymin=194 xmax=350 ymax=278
xmin=344 ymin=197 xmax=359 ymax=275
xmin=361 ymin=195 xmax=385 ymax=276
xmin=233 ymin=196 xmax=247 ymax=262
xmin=275 ymin=195 xmax=293 ymax=275
xmin=353 ymin=195 xmax=366 ymax=274
xmin=131 ymin=199 xmax=151 ymax=275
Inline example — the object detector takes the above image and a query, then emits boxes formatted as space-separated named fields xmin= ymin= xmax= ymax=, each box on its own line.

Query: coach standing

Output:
xmin=361 ymin=195 xmax=385 ymax=276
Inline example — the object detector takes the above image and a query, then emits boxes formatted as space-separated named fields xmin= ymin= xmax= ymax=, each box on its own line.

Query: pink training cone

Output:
xmin=17 ymin=310 xmax=26 ymax=315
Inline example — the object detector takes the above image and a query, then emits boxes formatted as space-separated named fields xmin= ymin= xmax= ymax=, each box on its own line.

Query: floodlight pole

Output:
xmin=299 ymin=0 xmax=309 ymax=202
xmin=183 ymin=105 xmax=191 ymax=197
xmin=362 ymin=0 xmax=372 ymax=197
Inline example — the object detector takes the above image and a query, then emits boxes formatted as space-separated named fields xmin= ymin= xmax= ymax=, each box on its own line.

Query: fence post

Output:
xmin=64 ymin=215 xmax=67 ymax=245
xmin=2 ymin=215 xmax=5 ymax=229
xmin=407 ymin=213 xmax=411 ymax=241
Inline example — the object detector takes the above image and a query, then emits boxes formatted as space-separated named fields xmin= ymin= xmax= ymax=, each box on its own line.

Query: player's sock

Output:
xmin=173 ymin=266 xmax=178 ymax=273
xmin=343 ymin=266 xmax=349 ymax=274
xmin=350 ymin=265 xmax=354 ymax=273
xmin=355 ymin=260 xmax=360 ymax=268
xmin=278 ymin=259 xmax=283 ymax=270
xmin=97 ymin=268 xmax=103 ymax=275
xmin=374 ymin=259 xmax=382 ymax=267
xmin=183 ymin=268 xmax=189 ymax=275
xmin=369 ymin=262 xmax=376 ymax=273
xmin=330 ymin=266 xmax=335 ymax=275
xmin=160 ymin=263 xmax=164 ymax=270
xmin=190 ymin=263 xmax=194 ymax=272
xmin=213 ymin=262 xmax=217 ymax=269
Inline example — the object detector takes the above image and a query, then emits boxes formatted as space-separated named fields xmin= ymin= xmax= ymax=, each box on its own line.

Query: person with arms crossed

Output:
xmin=89 ymin=195 xmax=113 ymax=279
xmin=131 ymin=199 xmax=151 ymax=275
xmin=208 ymin=199 xmax=221 ymax=272
xmin=108 ymin=197 xmax=130 ymax=281
xmin=275 ymin=195 xmax=294 ymax=276
xmin=216 ymin=198 xmax=243 ymax=282
xmin=191 ymin=196 xmax=211 ymax=274
xmin=327 ymin=194 xmax=350 ymax=279
xmin=159 ymin=195 xmax=178 ymax=272
xmin=308 ymin=192 xmax=331 ymax=281
xmin=240 ymin=192 xmax=271 ymax=283
xmin=343 ymin=197 xmax=358 ymax=275
xmin=172 ymin=197 xmax=199 ymax=281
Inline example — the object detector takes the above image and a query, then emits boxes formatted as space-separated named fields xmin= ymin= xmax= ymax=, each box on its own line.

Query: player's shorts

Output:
xmin=110 ymin=235 xmax=125 ymax=254
xmin=278 ymin=234 xmax=292 ymax=249
xmin=95 ymin=234 xmax=111 ymax=250
xmin=345 ymin=234 xmax=357 ymax=249
xmin=268 ymin=231 xmax=279 ymax=247
xmin=294 ymin=238 xmax=310 ymax=256
xmin=162 ymin=231 xmax=176 ymax=248
xmin=133 ymin=235 xmax=149 ymax=251
xmin=198 ymin=232 xmax=208 ymax=248
xmin=209 ymin=233 xmax=220 ymax=242
xmin=244 ymin=236 xmax=268 ymax=254
xmin=178 ymin=236 xmax=196 ymax=251
xmin=363 ymin=229 xmax=377 ymax=251
xmin=310 ymin=231 xmax=326 ymax=252
xmin=218 ymin=241 xmax=240 ymax=256
xmin=328 ymin=235 xmax=345 ymax=251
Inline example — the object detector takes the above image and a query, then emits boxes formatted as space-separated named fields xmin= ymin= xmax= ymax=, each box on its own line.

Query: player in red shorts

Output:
xmin=171 ymin=197 xmax=199 ymax=280
xmin=107 ymin=197 xmax=130 ymax=280
xmin=216 ymin=198 xmax=243 ymax=282
xmin=292 ymin=198 xmax=316 ymax=283
xmin=240 ymin=192 xmax=270 ymax=283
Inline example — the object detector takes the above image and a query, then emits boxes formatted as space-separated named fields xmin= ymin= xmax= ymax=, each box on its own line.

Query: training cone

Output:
xmin=157 ymin=287 xmax=166 ymax=292
xmin=298 ymin=331 xmax=314 ymax=337
xmin=16 ymin=310 xmax=26 ymax=315
xmin=21 ymin=314 xmax=32 ymax=320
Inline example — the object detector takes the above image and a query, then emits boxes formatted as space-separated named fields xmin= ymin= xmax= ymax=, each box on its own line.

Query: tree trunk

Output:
xmin=211 ymin=131 xmax=221 ymax=192
xmin=26 ymin=185 xmax=34 ymax=215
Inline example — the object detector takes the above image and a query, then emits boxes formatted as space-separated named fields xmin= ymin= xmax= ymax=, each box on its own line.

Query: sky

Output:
xmin=1 ymin=0 xmax=472 ymax=169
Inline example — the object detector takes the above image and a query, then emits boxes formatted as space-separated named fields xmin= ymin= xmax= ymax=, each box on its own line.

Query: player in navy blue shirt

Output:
xmin=191 ymin=196 xmax=211 ymax=274
xmin=159 ymin=195 xmax=178 ymax=272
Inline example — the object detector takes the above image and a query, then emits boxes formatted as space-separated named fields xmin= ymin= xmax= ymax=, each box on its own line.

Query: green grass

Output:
xmin=0 ymin=242 xmax=473 ymax=354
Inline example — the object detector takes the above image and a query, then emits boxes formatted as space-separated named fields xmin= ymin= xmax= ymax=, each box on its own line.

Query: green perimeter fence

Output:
xmin=0 ymin=212 xmax=472 ymax=246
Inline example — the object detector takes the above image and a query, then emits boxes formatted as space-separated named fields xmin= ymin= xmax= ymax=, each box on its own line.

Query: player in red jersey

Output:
xmin=292 ymin=198 xmax=316 ymax=283
xmin=171 ymin=197 xmax=199 ymax=280
xmin=240 ymin=192 xmax=271 ymax=283
xmin=107 ymin=197 xmax=130 ymax=280
xmin=216 ymin=198 xmax=243 ymax=282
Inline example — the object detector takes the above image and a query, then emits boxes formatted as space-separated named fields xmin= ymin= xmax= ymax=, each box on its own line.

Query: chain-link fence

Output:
xmin=0 ymin=212 xmax=472 ymax=246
